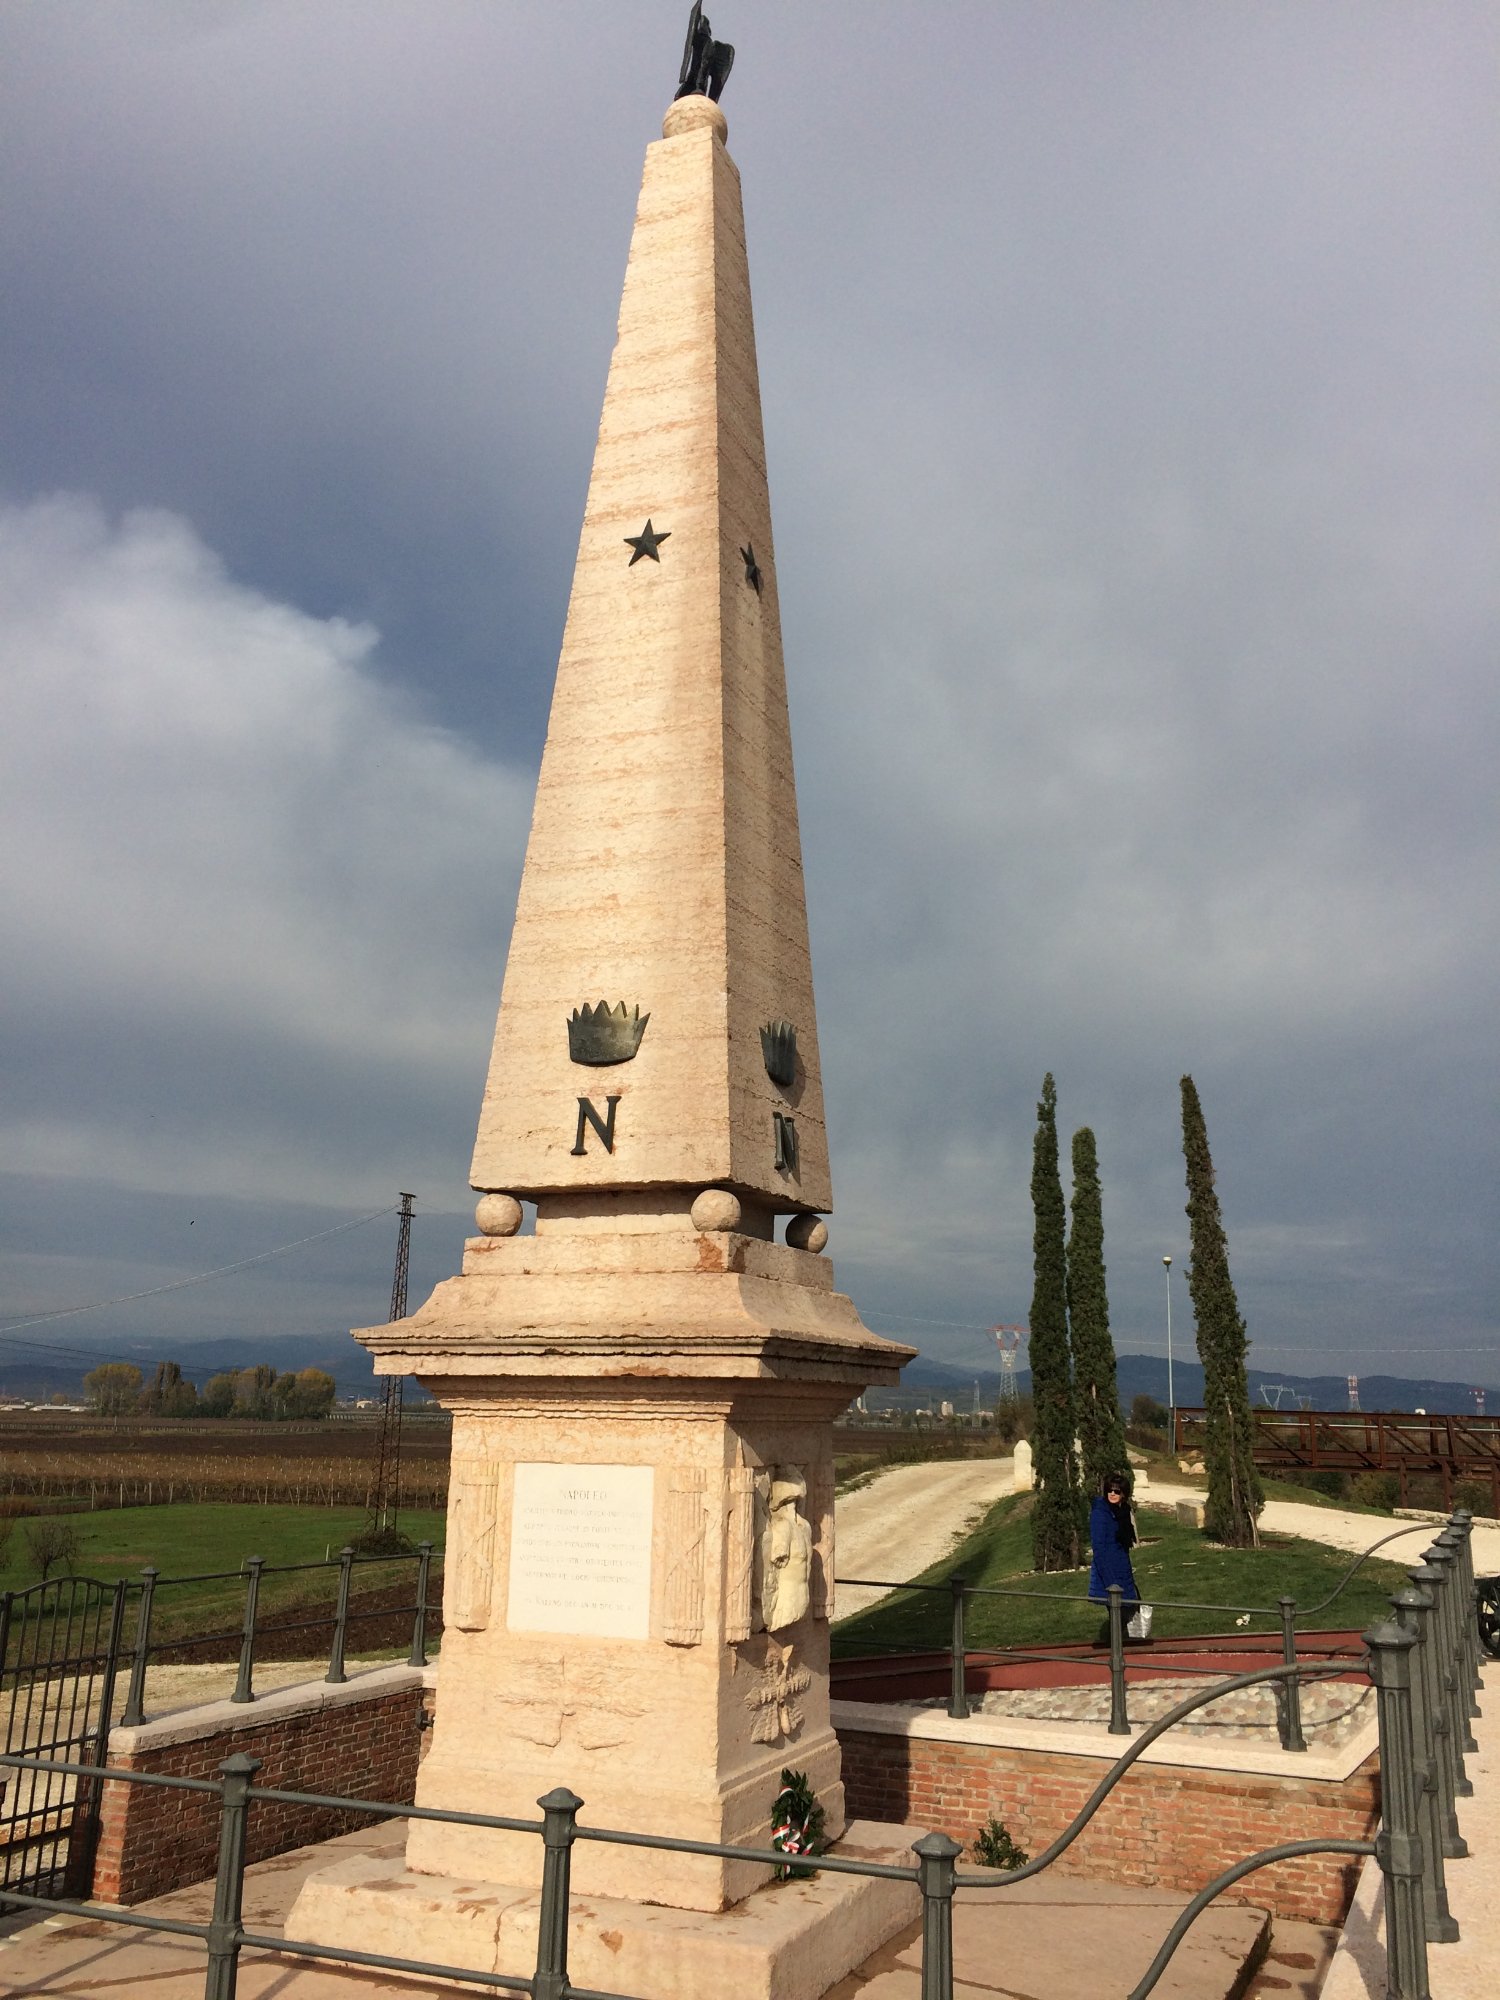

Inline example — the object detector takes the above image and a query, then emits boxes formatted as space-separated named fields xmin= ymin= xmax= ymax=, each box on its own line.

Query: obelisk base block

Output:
xmin=286 ymin=1820 xmax=923 ymax=2000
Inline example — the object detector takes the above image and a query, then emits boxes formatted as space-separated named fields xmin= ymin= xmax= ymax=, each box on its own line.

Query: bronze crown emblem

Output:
xmin=568 ymin=1001 xmax=649 ymax=1066
xmin=760 ymin=1020 xmax=797 ymax=1087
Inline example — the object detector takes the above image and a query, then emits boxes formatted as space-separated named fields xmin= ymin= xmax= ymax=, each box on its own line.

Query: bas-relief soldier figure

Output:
xmin=676 ymin=1 xmax=734 ymax=103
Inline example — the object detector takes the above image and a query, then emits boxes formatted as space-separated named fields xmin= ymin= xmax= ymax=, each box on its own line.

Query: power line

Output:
xmin=0 ymin=1204 xmax=399 ymax=1335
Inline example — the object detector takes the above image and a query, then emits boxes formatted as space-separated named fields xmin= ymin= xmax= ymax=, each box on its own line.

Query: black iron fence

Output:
xmin=834 ymin=1512 xmax=1470 ymax=1750
xmin=116 ymin=1539 xmax=439 ymax=1722
xmin=0 ymin=1509 xmax=1488 ymax=2000
xmin=0 ymin=1542 xmax=441 ymax=1900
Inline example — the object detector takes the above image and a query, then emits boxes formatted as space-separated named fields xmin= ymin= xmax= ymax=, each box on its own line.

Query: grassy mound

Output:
xmin=832 ymin=1490 xmax=1413 ymax=1656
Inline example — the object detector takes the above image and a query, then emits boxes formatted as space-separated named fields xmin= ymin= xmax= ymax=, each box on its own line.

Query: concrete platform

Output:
xmin=0 ymin=1819 xmax=1276 ymax=2000
xmin=825 ymin=1875 xmax=1270 ymax=2000
xmin=284 ymin=1819 xmax=921 ymax=2000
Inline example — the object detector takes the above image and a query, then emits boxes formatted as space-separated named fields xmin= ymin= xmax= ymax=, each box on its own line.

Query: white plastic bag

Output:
xmin=1126 ymin=1604 xmax=1154 ymax=1641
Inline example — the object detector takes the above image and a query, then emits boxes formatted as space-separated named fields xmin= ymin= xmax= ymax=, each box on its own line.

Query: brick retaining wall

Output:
xmin=93 ymin=1666 xmax=431 ymax=1905
xmin=88 ymin=1668 xmax=1376 ymax=1924
xmin=835 ymin=1711 xmax=1379 ymax=1923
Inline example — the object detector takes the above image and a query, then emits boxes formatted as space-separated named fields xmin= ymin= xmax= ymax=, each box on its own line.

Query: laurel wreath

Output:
xmin=770 ymin=1767 xmax=827 ymax=1881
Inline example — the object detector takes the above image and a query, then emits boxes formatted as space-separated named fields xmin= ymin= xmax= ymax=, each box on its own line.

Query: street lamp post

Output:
xmin=1163 ymin=1255 xmax=1175 ymax=1450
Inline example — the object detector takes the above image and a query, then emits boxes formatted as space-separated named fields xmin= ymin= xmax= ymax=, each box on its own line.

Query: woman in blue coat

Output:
xmin=1088 ymin=1470 xmax=1140 ymax=1641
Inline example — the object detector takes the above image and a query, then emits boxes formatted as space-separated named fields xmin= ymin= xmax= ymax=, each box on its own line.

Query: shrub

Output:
xmin=1130 ymin=1394 xmax=1170 ymax=1432
xmin=352 ymin=1525 xmax=415 ymax=1558
xmin=993 ymin=1395 xmax=1036 ymax=1450
xmin=1455 ymin=1479 xmax=1494 ymax=1520
xmin=972 ymin=1815 xmax=1028 ymax=1869
xmin=1281 ymin=1468 xmax=1350 ymax=1501
xmin=1125 ymin=1424 xmax=1168 ymax=1454
xmin=1349 ymin=1472 xmax=1400 ymax=1512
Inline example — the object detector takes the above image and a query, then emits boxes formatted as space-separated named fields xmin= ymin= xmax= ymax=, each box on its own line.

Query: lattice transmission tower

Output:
xmin=366 ymin=1193 xmax=415 ymax=1540
xmin=992 ymin=1326 xmax=1029 ymax=1404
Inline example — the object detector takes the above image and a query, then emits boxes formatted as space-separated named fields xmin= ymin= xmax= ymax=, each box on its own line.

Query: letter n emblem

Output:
xmin=571 ymin=1095 xmax=621 ymax=1155
xmin=773 ymin=1112 xmax=799 ymax=1177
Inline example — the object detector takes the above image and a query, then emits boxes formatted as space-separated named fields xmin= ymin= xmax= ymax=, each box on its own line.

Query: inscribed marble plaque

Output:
xmin=506 ymin=1462 xmax=654 ymax=1639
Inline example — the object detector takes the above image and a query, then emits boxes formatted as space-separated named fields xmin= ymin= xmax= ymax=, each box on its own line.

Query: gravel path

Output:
xmin=906 ymin=1675 xmax=1375 ymax=1749
xmin=1140 ymin=1480 xmax=1500 ymax=1572
xmin=834 ymin=1457 xmax=1015 ymax=1620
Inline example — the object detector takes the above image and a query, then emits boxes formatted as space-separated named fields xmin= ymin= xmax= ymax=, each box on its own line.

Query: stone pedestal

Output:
xmin=285 ymin=1197 xmax=917 ymax=1985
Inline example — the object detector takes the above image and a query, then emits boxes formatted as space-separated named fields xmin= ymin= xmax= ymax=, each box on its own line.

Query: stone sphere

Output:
xmin=785 ymin=1214 xmax=829 ymax=1254
xmin=662 ymin=96 xmax=728 ymax=144
xmin=474 ymin=1192 xmax=523 ymax=1238
xmin=690 ymin=1188 xmax=742 ymax=1234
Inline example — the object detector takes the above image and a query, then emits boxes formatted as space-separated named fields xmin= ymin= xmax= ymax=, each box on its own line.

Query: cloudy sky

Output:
xmin=2 ymin=1 xmax=1495 ymax=1394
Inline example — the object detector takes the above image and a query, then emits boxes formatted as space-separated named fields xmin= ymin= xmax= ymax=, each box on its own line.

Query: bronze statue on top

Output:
xmin=676 ymin=2 xmax=734 ymax=102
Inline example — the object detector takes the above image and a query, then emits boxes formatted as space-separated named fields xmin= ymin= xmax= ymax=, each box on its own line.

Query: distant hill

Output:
xmin=871 ymin=1351 xmax=1497 ymax=1419
xmin=4 ymin=1334 xmax=1492 ymax=1419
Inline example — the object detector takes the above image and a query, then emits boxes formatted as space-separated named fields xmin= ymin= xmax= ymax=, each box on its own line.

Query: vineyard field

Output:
xmin=0 ymin=1412 xmax=452 ymax=1511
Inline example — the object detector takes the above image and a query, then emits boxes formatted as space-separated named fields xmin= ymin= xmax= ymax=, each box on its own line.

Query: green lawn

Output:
xmin=832 ymin=1491 xmax=1415 ymax=1657
xmin=0 ymin=1502 xmax=446 ymax=1647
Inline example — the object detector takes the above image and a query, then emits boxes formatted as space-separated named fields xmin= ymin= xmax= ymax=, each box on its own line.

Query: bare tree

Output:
xmin=26 ymin=1519 xmax=83 ymax=1582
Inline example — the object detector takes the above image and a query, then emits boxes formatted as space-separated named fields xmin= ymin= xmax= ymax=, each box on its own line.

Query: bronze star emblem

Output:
xmin=624 ymin=520 xmax=671 ymax=565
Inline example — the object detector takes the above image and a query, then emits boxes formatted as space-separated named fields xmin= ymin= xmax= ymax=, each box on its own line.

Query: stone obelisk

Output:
xmin=290 ymin=67 xmax=915 ymax=2000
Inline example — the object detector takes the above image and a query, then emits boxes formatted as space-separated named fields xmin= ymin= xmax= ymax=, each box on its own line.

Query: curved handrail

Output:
xmin=1296 ymin=1521 xmax=1455 ymax=1618
xmin=951 ymin=1656 xmax=1363 ymax=1890
xmin=1127 ymin=1838 xmax=1375 ymax=2000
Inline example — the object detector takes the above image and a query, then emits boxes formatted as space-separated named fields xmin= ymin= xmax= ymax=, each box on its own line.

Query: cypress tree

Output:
xmin=1067 ymin=1126 xmax=1128 ymax=1494
xmin=1029 ymin=1074 xmax=1079 ymax=1570
xmin=1180 ymin=1075 xmax=1263 ymax=1546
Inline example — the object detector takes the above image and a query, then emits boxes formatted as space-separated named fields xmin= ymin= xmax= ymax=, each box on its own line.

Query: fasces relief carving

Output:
xmin=757 ymin=1466 xmax=813 ymax=1633
xmin=808 ymin=1461 xmax=835 ymax=1620
xmin=449 ymin=1457 xmax=503 ymax=1631
xmin=724 ymin=1464 xmax=757 ymax=1643
xmin=662 ymin=1465 xmax=708 ymax=1646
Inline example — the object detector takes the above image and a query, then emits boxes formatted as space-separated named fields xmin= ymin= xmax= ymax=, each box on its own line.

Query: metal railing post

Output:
xmin=1434 ymin=1529 xmax=1478 ymax=1723
xmin=533 ymin=1786 xmax=582 ymax=2000
xmin=65 ymin=1579 xmax=131 ymax=1899
xmin=408 ymin=1542 xmax=432 ymax=1668
xmin=1390 ymin=1585 xmax=1459 ymax=1943
xmin=913 ymin=1830 xmax=961 ymax=2000
xmin=230 ymin=1559 xmax=263 ymax=1705
xmin=326 ymin=1547 xmax=354 ymax=1685
xmin=203 ymin=1752 xmax=259 ymax=2000
xmin=119 ymin=1567 xmax=157 ymax=1729
xmin=1365 ymin=1621 xmax=1432 ymax=2000
xmin=1107 ymin=1585 xmax=1130 ymax=1735
xmin=947 ymin=1575 xmax=970 ymax=1720
xmin=1276 ymin=1596 xmax=1307 ymax=1752
xmin=1444 ymin=1516 xmax=1481 ymax=1712
xmin=1407 ymin=1563 xmax=1468 ymax=1859
xmin=1424 ymin=1543 xmax=1476 ymax=1779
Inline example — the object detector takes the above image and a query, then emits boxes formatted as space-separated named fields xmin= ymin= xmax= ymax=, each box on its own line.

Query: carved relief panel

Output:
xmin=755 ymin=1465 xmax=812 ymax=1633
xmin=724 ymin=1464 xmax=757 ymax=1644
xmin=448 ymin=1456 xmax=503 ymax=1631
xmin=662 ymin=1465 xmax=708 ymax=1646
xmin=808 ymin=1460 xmax=835 ymax=1621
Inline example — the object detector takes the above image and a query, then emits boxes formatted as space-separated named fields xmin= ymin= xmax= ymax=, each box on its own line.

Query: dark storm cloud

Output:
xmin=1 ymin=3 xmax=1495 ymax=1387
